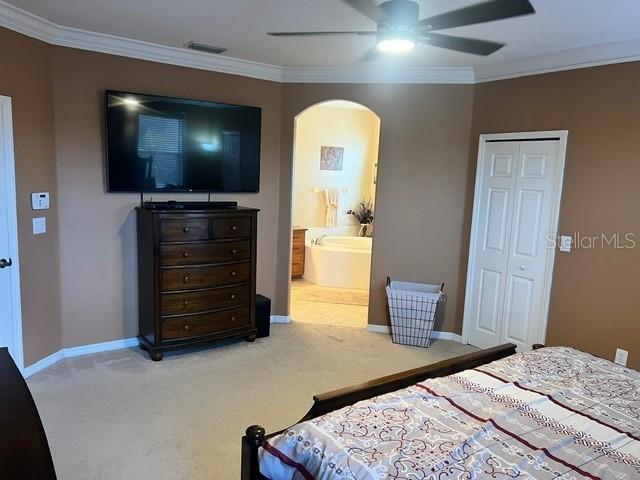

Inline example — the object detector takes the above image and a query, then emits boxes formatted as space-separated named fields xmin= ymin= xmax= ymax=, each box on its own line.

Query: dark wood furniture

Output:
xmin=291 ymin=228 xmax=307 ymax=279
xmin=241 ymin=343 xmax=517 ymax=480
xmin=0 ymin=348 xmax=56 ymax=479
xmin=137 ymin=205 xmax=259 ymax=361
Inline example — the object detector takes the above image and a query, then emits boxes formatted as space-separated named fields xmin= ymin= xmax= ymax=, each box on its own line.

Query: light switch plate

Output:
xmin=32 ymin=217 xmax=46 ymax=235
xmin=614 ymin=348 xmax=628 ymax=366
xmin=31 ymin=192 xmax=50 ymax=210
xmin=559 ymin=235 xmax=572 ymax=252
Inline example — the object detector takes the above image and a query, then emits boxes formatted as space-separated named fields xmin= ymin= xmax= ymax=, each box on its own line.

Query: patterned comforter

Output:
xmin=259 ymin=347 xmax=640 ymax=479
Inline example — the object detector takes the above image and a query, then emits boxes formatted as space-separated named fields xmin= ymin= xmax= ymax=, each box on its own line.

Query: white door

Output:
xmin=0 ymin=96 xmax=23 ymax=368
xmin=465 ymin=134 xmax=566 ymax=351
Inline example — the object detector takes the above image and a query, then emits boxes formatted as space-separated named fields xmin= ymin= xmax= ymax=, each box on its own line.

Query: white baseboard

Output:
xmin=366 ymin=325 xmax=464 ymax=344
xmin=22 ymin=323 xmax=461 ymax=377
xmin=270 ymin=315 xmax=292 ymax=324
xmin=25 ymin=317 xmax=292 ymax=377
xmin=367 ymin=324 xmax=391 ymax=334
xmin=23 ymin=337 xmax=138 ymax=378
xmin=22 ymin=349 xmax=64 ymax=378
xmin=64 ymin=337 xmax=139 ymax=358
xmin=431 ymin=331 xmax=464 ymax=343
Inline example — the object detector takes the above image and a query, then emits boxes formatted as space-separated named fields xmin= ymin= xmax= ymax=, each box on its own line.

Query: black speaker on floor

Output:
xmin=256 ymin=294 xmax=271 ymax=338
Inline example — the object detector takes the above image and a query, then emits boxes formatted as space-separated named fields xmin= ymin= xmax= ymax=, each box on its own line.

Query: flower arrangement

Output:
xmin=347 ymin=200 xmax=374 ymax=225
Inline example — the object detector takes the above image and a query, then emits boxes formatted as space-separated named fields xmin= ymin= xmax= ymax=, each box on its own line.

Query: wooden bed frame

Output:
xmin=241 ymin=342 xmax=527 ymax=480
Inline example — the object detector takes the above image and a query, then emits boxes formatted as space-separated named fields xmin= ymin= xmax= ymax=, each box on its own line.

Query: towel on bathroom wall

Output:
xmin=324 ymin=188 xmax=339 ymax=227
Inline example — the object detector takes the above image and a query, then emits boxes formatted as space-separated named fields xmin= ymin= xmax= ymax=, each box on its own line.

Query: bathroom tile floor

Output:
xmin=290 ymin=280 xmax=368 ymax=328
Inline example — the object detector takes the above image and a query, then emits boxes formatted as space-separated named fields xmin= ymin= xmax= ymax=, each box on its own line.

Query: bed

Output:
xmin=242 ymin=343 xmax=640 ymax=479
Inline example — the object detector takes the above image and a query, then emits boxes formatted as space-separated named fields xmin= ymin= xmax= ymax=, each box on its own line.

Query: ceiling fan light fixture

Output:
xmin=376 ymin=25 xmax=416 ymax=54
xmin=377 ymin=37 xmax=415 ymax=53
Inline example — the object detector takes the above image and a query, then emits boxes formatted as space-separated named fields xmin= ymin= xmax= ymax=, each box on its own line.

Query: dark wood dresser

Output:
xmin=136 ymin=205 xmax=259 ymax=360
xmin=0 ymin=348 xmax=56 ymax=479
xmin=291 ymin=228 xmax=307 ymax=279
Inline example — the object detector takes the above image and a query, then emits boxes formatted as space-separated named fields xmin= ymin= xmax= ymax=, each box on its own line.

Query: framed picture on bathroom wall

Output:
xmin=320 ymin=146 xmax=344 ymax=171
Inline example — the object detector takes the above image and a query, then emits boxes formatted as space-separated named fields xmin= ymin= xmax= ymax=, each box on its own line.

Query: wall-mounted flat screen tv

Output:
xmin=105 ymin=90 xmax=261 ymax=193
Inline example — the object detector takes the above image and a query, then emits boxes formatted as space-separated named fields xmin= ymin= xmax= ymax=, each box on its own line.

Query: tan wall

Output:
xmin=294 ymin=105 xmax=379 ymax=228
xmin=470 ymin=62 xmax=640 ymax=369
xmin=0 ymin=28 xmax=62 ymax=366
xmin=49 ymin=47 xmax=283 ymax=348
xmin=5 ymin=24 xmax=639 ymax=369
xmin=280 ymin=84 xmax=476 ymax=333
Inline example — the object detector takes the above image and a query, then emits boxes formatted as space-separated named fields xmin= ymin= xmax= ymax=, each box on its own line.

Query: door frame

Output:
xmin=461 ymin=130 xmax=569 ymax=347
xmin=0 ymin=95 xmax=24 ymax=371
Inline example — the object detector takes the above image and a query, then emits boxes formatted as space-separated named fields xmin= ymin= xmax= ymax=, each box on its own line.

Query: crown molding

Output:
xmin=475 ymin=37 xmax=640 ymax=83
xmin=0 ymin=0 xmax=55 ymax=42
xmin=0 ymin=0 xmax=470 ymax=84
xmin=1 ymin=0 xmax=640 ymax=85
xmin=0 ymin=0 xmax=285 ymax=82
xmin=281 ymin=65 xmax=475 ymax=84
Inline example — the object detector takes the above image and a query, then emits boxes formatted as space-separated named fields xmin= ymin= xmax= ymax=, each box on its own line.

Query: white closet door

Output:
xmin=501 ymin=140 xmax=559 ymax=351
xmin=467 ymin=141 xmax=519 ymax=349
xmin=467 ymin=139 xmax=561 ymax=350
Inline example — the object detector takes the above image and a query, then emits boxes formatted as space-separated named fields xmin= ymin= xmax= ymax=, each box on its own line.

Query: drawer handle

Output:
xmin=183 ymin=226 xmax=190 ymax=233
xmin=183 ymin=324 xmax=190 ymax=331
xmin=230 ymin=271 xmax=237 ymax=277
xmin=229 ymin=294 xmax=236 ymax=300
xmin=182 ymin=252 xmax=190 ymax=258
xmin=183 ymin=300 xmax=189 ymax=307
xmin=231 ymin=225 xmax=238 ymax=231
xmin=183 ymin=276 xmax=190 ymax=283
xmin=231 ymin=249 xmax=238 ymax=255
xmin=230 ymin=316 xmax=237 ymax=322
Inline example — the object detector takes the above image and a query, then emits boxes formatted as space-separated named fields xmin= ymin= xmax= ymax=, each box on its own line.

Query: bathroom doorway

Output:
xmin=289 ymin=100 xmax=381 ymax=328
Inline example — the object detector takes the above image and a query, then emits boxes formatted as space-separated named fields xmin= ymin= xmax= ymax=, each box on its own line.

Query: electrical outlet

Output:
xmin=614 ymin=348 xmax=628 ymax=366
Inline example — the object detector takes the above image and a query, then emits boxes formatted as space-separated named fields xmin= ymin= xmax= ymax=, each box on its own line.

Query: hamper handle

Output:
xmin=386 ymin=277 xmax=445 ymax=292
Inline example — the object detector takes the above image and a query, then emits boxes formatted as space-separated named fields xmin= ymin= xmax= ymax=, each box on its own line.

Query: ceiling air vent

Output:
xmin=184 ymin=41 xmax=227 ymax=55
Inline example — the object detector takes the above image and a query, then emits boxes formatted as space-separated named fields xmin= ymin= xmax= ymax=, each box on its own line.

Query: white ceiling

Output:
xmin=5 ymin=0 xmax=640 ymax=70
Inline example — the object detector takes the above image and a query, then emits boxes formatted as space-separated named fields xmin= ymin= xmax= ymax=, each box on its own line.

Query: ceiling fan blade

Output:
xmin=419 ymin=0 xmax=535 ymax=31
xmin=268 ymin=31 xmax=376 ymax=37
xmin=419 ymin=33 xmax=505 ymax=56
xmin=340 ymin=0 xmax=387 ymax=23
xmin=358 ymin=46 xmax=384 ymax=62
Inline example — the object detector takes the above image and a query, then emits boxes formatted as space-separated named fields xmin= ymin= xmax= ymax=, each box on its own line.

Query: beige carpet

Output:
xmin=28 ymin=323 xmax=476 ymax=480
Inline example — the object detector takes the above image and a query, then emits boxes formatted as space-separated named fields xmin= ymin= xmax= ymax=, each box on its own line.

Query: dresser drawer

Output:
xmin=160 ymin=218 xmax=209 ymax=242
xmin=160 ymin=240 xmax=251 ymax=266
xmin=212 ymin=216 xmax=251 ymax=240
xmin=161 ymin=262 xmax=251 ymax=291
xmin=162 ymin=306 xmax=250 ymax=341
xmin=161 ymin=285 xmax=251 ymax=315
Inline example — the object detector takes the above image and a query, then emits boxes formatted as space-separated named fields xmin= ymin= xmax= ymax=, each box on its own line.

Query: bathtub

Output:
xmin=303 ymin=236 xmax=372 ymax=290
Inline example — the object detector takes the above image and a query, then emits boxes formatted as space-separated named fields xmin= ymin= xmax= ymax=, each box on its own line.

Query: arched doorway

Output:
xmin=287 ymin=100 xmax=381 ymax=328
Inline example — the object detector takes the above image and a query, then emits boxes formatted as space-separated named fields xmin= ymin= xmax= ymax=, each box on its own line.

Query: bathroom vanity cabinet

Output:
xmin=291 ymin=228 xmax=307 ymax=279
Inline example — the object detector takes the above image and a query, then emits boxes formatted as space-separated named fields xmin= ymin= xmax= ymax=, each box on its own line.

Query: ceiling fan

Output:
xmin=268 ymin=0 xmax=535 ymax=60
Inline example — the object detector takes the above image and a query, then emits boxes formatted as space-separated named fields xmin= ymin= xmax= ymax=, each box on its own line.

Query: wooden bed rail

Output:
xmin=303 ymin=343 xmax=517 ymax=420
xmin=241 ymin=343 xmax=517 ymax=480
